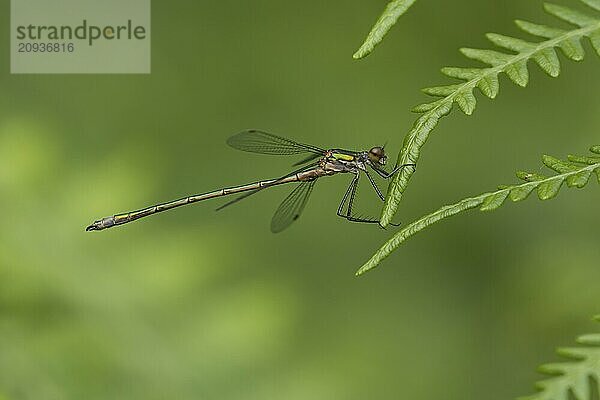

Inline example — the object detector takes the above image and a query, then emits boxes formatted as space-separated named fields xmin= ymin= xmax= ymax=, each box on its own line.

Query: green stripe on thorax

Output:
xmin=332 ymin=153 xmax=355 ymax=161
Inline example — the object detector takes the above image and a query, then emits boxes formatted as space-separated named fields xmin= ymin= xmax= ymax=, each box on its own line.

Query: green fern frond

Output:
xmin=353 ymin=0 xmax=417 ymax=59
xmin=381 ymin=0 xmax=600 ymax=227
xmin=357 ymin=146 xmax=600 ymax=276
xmin=518 ymin=315 xmax=600 ymax=400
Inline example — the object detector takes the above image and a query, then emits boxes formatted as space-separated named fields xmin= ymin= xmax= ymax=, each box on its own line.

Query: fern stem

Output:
xmin=381 ymin=13 xmax=600 ymax=226
xmin=359 ymin=159 xmax=600 ymax=276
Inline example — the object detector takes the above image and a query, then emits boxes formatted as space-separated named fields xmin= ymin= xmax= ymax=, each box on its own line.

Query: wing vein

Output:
xmin=271 ymin=180 xmax=317 ymax=233
xmin=227 ymin=130 xmax=325 ymax=155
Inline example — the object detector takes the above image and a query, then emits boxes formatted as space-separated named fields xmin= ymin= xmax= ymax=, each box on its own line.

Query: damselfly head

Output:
xmin=368 ymin=146 xmax=386 ymax=165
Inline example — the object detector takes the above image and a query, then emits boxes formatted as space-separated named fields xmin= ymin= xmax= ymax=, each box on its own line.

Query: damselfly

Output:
xmin=86 ymin=130 xmax=415 ymax=233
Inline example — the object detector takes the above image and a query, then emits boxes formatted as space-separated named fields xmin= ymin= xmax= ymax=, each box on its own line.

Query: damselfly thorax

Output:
xmin=86 ymin=130 xmax=415 ymax=233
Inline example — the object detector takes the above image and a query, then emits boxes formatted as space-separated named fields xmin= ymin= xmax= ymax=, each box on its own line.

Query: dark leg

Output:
xmin=362 ymin=170 xmax=403 ymax=227
xmin=364 ymin=170 xmax=385 ymax=201
xmin=336 ymin=174 xmax=380 ymax=224
xmin=346 ymin=173 xmax=359 ymax=215
xmin=336 ymin=175 xmax=356 ymax=217
xmin=372 ymin=163 xmax=416 ymax=179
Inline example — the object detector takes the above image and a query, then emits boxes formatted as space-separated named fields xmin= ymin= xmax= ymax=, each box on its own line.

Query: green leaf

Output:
xmin=505 ymin=59 xmax=530 ymax=86
xmin=353 ymin=0 xmax=417 ymax=59
xmin=569 ymin=170 xmax=592 ymax=187
xmin=537 ymin=177 xmax=564 ymax=199
xmin=577 ymin=333 xmax=600 ymax=345
xmin=590 ymin=30 xmax=600 ymax=55
xmin=477 ymin=73 xmax=500 ymax=98
xmin=486 ymin=33 xmax=535 ymax=52
xmin=480 ymin=191 xmax=509 ymax=211
xmin=568 ymin=154 xmax=600 ymax=164
xmin=522 ymin=329 xmax=600 ymax=400
xmin=581 ymin=0 xmax=600 ymax=11
xmin=361 ymin=148 xmax=600 ymax=275
xmin=517 ymin=171 xmax=547 ymax=182
xmin=455 ymin=90 xmax=477 ymax=115
xmin=460 ymin=48 xmax=512 ymax=65
xmin=411 ymin=99 xmax=444 ymax=113
xmin=543 ymin=155 xmax=593 ymax=187
xmin=542 ymin=154 xmax=577 ymax=172
xmin=380 ymin=1 xmax=600 ymax=226
xmin=559 ymin=37 xmax=586 ymax=61
xmin=545 ymin=3 xmax=599 ymax=27
xmin=523 ymin=332 xmax=600 ymax=400
xmin=441 ymin=67 xmax=482 ymax=80
xmin=509 ymin=184 xmax=536 ymax=201
xmin=533 ymin=48 xmax=561 ymax=76
xmin=421 ymin=84 xmax=463 ymax=97
xmin=515 ymin=20 xmax=565 ymax=39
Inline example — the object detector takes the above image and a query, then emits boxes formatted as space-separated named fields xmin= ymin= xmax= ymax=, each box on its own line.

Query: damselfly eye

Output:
xmin=369 ymin=146 xmax=385 ymax=163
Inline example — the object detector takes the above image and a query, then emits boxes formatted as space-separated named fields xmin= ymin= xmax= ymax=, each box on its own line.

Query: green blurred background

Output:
xmin=0 ymin=0 xmax=599 ymax=398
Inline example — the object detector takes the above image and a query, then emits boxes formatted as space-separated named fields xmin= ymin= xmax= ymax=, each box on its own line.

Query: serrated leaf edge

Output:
xmin=381 ymin=2 xmax=600 ymax=226
xmin=360 ymin=151 xmax=600 ymax=275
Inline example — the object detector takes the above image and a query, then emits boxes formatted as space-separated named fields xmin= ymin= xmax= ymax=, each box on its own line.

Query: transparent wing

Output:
xmin=292 ymin=153 xmax=323 ymax=166
xmin=227 ymin=130 xmax=325 ymax=155
xmin=215 ymin=162 xmax=320 ymax=212
xmin=271 ymin=180 xmax=316 ymax=233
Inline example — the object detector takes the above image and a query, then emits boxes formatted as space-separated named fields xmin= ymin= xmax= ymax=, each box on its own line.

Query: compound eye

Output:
xmin=369 ymin=146 xmax=385 ymax=161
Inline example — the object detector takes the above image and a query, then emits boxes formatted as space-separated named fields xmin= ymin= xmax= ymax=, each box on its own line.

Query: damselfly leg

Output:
xmin=372 ymin=163 xmax=416 ymax=179
xmin=337 ymin=174 xmax=380 ymax=224
xmin=364 ymin=169 xmax=385 ymax=201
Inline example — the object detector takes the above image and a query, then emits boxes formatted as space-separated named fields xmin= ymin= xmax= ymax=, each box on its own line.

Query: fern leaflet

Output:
xmin=357 ymin=146 xmax=600 ymax=276
xmin=353 ymin=0 xmax=417 ymax=59
xmin=381 ymin=0 xmax=600 ymax=227
xmin=518 ymin=315 xmax=600 ymax=400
